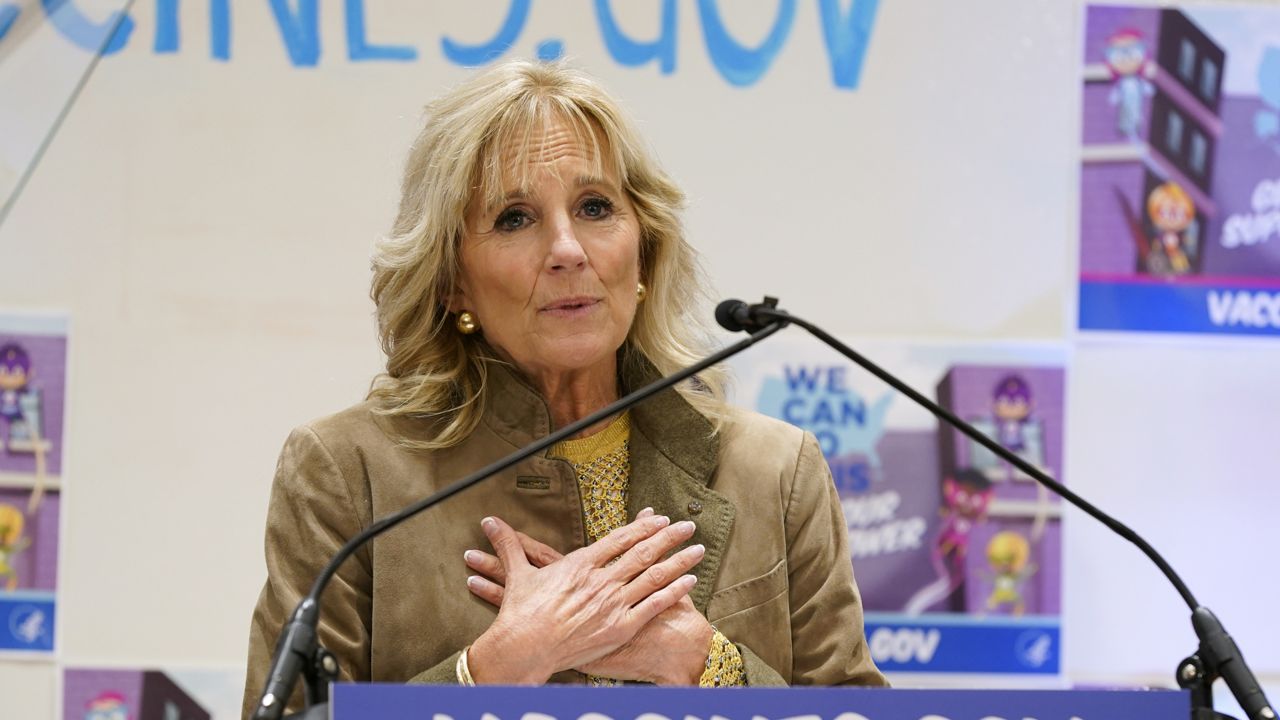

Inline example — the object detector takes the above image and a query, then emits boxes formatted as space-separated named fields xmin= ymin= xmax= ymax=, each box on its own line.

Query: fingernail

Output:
xmin=652 ymin=514 xmax=670 ymax=528
xmin=466 ymin=575 xmax=479 ymax=588
xmin=689 ymin=543 xmax=706 ymax=558
xmin=638 ymin=507 xmax=654 ymax=518
xmin=675 ymin=520 xmax=696 ymax=534
xmin=463 ymin=550 xmax=478 ymax=564
xmin=683 ymin=574 xmax=698 ymax=587
xmin=481 ymin=517 xmax=496 ymax=532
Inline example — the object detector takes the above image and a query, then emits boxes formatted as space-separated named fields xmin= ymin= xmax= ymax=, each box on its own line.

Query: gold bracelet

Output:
xmin=456 ymin=646 xmax=477 ymax=686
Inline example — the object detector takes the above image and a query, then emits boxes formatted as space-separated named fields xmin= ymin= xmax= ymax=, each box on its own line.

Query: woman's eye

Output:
xmin=494 ymin=208 xmax=531 ymax=232
xmin=580 ymin=197 xmax=614 ymax=219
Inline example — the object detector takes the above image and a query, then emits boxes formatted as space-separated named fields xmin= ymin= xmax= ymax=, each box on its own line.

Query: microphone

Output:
xmin=714 ymin=297 xmax=789 ymax=333
xmin=717 ymin=297 xmax=1275 ymax=720
xmin=251 ymin=314 xmax=790 ymax=719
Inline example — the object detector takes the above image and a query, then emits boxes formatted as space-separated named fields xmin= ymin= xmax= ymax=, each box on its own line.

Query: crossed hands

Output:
xmin=463 ymin=508 xmax=714 ymax=686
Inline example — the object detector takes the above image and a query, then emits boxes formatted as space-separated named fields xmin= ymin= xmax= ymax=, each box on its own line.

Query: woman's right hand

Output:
xmin=464 ymin=512 xmax=703 ymax=684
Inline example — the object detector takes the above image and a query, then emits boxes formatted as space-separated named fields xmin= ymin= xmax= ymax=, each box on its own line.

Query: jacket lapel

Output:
xmin=476 ymin=354 xmax=734 ymax=614
xmin=626 ymin=369 xmax=732 ymax=615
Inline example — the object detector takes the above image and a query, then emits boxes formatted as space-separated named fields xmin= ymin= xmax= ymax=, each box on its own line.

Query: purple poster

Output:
xmin=0 ymin=313 xmax=67 ymax=655
xmin=1079 ymin=5 xmax=1280 ymax=335
xmin=732 ymin=338 xmax=1066 ymax=676
xmin=64 ymin=667 xmax=216 ymax=720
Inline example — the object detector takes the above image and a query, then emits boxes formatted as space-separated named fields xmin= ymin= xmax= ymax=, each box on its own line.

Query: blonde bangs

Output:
xmin=472 ymin=97 xmax=624 ymax=216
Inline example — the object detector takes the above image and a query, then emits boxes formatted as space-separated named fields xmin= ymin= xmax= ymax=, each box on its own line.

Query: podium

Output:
xmin=330 ymin=683 xmax=1188 ymax=719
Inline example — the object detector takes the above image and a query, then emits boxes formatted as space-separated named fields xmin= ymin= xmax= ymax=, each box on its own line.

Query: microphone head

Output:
xmin=716 ymin=299 xmax=749 ymax=332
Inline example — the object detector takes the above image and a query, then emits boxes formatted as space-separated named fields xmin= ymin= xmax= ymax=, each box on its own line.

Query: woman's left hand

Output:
xmin=464 ymin=512 xmax=713 ymax=685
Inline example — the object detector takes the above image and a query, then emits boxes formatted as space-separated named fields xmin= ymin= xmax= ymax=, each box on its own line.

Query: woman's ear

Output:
xmin=443 ymin=279 xmax=470 ymax=314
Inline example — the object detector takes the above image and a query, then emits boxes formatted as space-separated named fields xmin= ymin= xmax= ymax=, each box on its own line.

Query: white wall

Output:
xmin=1 ymin=0 xmax=1276 ymax=716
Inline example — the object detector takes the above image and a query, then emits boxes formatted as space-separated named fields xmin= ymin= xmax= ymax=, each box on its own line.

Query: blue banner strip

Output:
xmin=864 ymin=614 xmax=1061 ymax=674
xmin=333 ymin=684 xmax=1189 ymax=720
xmin=0 ymin=593 xmax=56 ymax=652
xmin=1080 ymin=279 xmax=1280 ymax=335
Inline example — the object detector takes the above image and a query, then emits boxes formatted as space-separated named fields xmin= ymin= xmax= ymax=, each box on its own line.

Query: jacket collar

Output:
xmin=478 ymin=354 xmax=733 ymax=613
xmin=477 ymin=352 xmax=721 ymax=479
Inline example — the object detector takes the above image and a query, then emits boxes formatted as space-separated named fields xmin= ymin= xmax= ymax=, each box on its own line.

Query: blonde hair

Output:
xmin=369 ymin=59 xmax=725 ymax=450
xmin=1147 ymin=181 xmax=1195 ymax=232
xmin=0 ymin=504 xmax=22 ymax=548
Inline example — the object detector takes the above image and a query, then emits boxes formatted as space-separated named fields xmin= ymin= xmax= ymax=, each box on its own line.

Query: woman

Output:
xmin=243 ymin=59 xmax=885 ymax=715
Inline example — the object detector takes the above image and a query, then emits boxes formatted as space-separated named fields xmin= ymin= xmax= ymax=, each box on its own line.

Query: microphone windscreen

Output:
xmin=715 ymin=300 xmax=748 ymax=332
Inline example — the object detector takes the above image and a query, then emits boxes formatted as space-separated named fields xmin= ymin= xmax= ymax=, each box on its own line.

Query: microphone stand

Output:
xmin=251 ymin=320 xmax=788 ymax=720
xmin=718 ymin=297 xmax=1275 ymax=720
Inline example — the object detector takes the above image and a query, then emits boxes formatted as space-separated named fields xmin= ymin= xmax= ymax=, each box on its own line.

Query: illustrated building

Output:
xmin=934 ymin=366 xmax=1064 ymax=617
xmin=1080 ymin=7 xmax=1225 ymax=276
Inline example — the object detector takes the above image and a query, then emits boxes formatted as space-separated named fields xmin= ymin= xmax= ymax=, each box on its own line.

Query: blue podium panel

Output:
xmin=332 ymin=684 xmax=1188 ymax=720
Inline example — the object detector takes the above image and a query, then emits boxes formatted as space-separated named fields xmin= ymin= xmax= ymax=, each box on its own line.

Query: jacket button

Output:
xmin=687 ymin=501 xmax=703 ymax=515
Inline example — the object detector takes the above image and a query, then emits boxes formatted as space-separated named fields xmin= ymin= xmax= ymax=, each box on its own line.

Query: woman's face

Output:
xmin=452 ymin=118 xmax=642 ymax=382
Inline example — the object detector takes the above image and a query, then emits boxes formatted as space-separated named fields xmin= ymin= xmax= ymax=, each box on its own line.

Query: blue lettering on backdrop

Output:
xmin=41 ymin=0 xmax=134 ymax=55
xmin=757 ymin=365 xmax=893 ymax=489
xmin=153 ymin=0 xmax=230 ymax=60
xmin=6 ymin=1 xmax=882 ymax=92
xmin=440 ymin=0 xmax=530 ymax=67
xmin=211 ymin=0 xmax=229 ymax=61
xmin=697 ymin=0 xmax=795 ymax=87
xmin=269 ymin=0 xmax=319 ymax=67
xmin=154 ymin=0 xmax=176 ymax=53
xmin=595 ymin=0 xmax=676 ymax=74
xmin=345 ymin=0 xmax=416 ymax=62
xmin=818 ymin=0 xmax=879 ymax=89
xmin=535 ymin=39 xmax=563 ymax=62
xmin=0 ymin=3 xmax=18 ymax=43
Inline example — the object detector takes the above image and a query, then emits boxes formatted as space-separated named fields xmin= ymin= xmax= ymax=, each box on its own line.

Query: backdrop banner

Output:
xmin=1079 ymin=4 xmax=1280 ymax=336
xmin=0 ymin=312 xmax=67 ymax=655
xmin=729 ymin=335 xmax=1066 ymax=676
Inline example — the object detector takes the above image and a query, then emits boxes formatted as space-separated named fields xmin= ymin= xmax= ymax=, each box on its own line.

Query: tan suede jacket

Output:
xmin=243 ymin=363 xmax=885 ymax=715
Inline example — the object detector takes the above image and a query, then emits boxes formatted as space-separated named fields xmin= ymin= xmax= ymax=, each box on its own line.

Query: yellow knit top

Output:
xmin=549 ymin=412 xmax=745 ymax=687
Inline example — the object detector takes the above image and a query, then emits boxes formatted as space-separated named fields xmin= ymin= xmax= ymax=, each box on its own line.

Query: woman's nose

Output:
xmin=546 ymin=215 xmax=588 ymax=271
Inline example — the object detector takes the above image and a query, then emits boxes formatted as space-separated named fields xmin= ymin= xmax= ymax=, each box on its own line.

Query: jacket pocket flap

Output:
xmin=706 ymin=558 xmax=787 ymax=623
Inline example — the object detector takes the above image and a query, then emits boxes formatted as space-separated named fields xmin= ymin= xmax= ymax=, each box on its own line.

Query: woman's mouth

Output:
xmin=541 ymin=297 xmax=601 ymax=317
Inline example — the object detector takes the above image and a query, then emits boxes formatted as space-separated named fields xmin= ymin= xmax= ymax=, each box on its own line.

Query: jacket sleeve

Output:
xmin=409 ymin=652 xmax=464 ymax=684
xmin=782 ymin=431 xmax=887 ymax=686
xmin=241 ymin=426 xmax=378 ymax=717
xmin=738 ymin=644 xmax=787 ymax=686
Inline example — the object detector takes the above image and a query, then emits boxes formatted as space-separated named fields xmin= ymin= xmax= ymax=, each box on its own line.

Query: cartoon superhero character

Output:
xmin=0 ymin=503 xmax=31 ymax=591
xmin=968 ymin=375 xmax=1046 ymax=482
xmin=985 ymin=530 xmax=1036 ymax=616
xmin=902 ymin=468 xmax=994 ymax=615
xmin=1105 ymin=29 xmax=1154 ymax=140
xmin=0 ymin=343 xmax=29 ymax=431
xmin=85 ymin=691 xmax=130 ymax=720
xmin=937 ymin=468 xmax=994 ymax=562
xmin=993 ymin=375 xmax=1033 ymax=452
xmin=0 ymin=343 xmax=39 ymax=450
xmin=1146 ymin=182 xmax=1195 ymax=275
